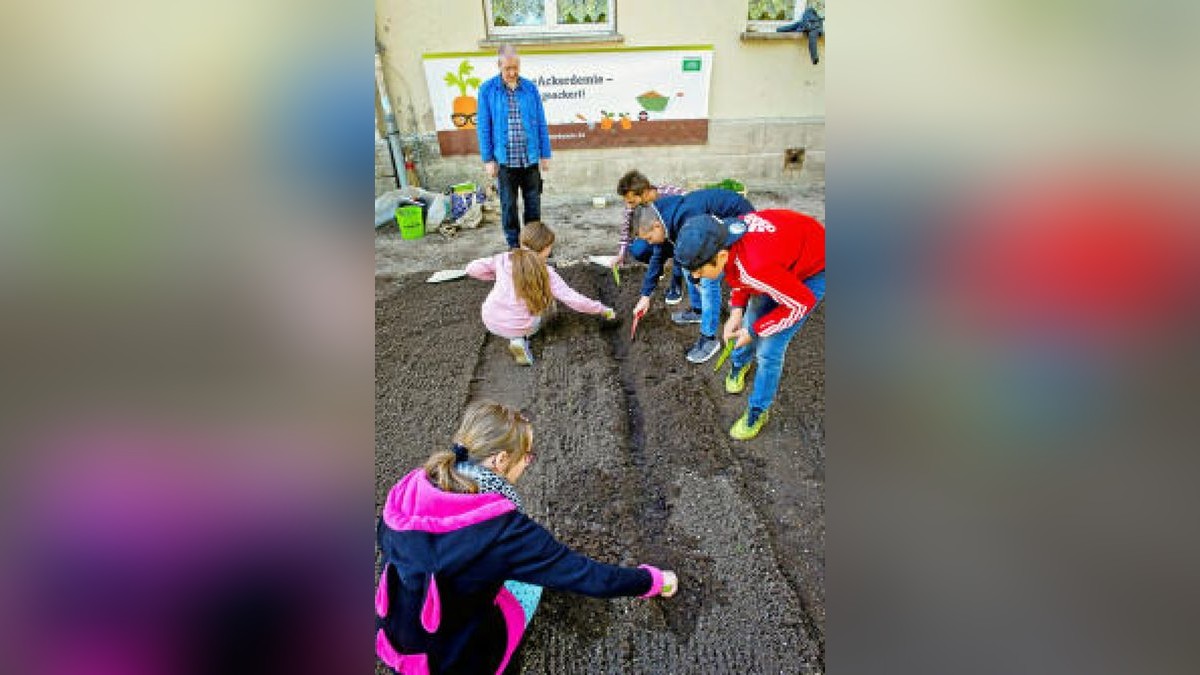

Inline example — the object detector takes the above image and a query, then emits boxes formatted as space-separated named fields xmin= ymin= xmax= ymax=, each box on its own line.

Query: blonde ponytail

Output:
xmin=423 ymin=449 xmax=480 ymax=494
xmin=424 ymin=400 xmax=533 ymax=493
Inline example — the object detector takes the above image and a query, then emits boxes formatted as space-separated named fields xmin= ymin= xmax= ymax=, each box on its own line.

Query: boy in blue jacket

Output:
xmin=628 ymin=188 xmax=755 ymax=363
xmin=614 ymin=170 xmax=688 ymax=304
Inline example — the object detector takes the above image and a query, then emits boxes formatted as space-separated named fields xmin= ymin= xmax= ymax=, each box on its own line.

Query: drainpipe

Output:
xmin=375 ymin=47 xmax=409 ymax=189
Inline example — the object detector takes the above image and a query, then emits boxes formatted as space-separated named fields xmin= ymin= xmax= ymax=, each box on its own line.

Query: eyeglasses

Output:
xmin=451 ymin=113 xmax=477 ymax=128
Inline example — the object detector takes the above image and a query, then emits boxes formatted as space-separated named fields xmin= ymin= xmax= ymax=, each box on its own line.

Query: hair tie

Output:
xmin=452 ymin=443 xmax=469 ymax=463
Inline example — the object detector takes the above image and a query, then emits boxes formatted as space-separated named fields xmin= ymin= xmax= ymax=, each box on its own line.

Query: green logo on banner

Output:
xmin=682 ymin=58 xmax=702 ymax=72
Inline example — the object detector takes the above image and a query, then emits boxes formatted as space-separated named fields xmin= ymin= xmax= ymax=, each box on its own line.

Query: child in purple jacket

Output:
xmin=376 ymin=400 xmax=678 ymax=674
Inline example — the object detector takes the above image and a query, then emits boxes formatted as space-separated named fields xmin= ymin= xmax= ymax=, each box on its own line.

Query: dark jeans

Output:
xmin=777 ymin=8 xmax=823 ymax=64
xmin=497 ymin=164 xmax=542 ymax=248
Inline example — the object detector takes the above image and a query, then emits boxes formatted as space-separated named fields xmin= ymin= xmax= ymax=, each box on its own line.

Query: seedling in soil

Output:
xmin=586 ymin=255 xmax=620 ymax=285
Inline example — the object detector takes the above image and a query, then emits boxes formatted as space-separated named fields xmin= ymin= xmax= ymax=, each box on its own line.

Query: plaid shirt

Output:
xmin=618 ymin=184 xmax=687 ymax=256
xmin=505 ymin=86 xmax=528 ymax=168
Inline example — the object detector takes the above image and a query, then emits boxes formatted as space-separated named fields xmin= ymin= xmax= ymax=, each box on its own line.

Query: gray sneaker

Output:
xmin=686 ymin=335 xmax=722 ymax=363
xmin=671 ymin=308 xmax=702 ymax=325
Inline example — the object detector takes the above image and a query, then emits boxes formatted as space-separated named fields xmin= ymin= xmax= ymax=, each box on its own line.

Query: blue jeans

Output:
xmin=684 ymin=271 xmax=724 ymax=337
xmin=497 ymin=164 xmax=542 ymax=248
xmin=730 ymin=271 xmax=825 ymax=413
xmin=668 ymin=262 xmax=684 ymax=292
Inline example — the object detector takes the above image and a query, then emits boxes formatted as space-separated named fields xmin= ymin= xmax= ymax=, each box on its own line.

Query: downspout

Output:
xmin=375 ymin=45 xmax=409 ymax=189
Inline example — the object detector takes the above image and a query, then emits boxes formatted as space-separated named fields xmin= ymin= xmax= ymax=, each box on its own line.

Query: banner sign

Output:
xmin=422 ymin=46 xmax=713 ymax=155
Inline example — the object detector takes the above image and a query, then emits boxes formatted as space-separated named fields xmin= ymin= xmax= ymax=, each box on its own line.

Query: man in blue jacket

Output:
xmin=477 ymin=45 xmax=553 ymax=249
xmin=628 ymin=188 xmax=755 ymax=363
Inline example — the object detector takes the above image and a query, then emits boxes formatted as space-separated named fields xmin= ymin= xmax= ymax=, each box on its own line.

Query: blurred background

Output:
xmin=0 ymin=2 xmax=373 ymax=674
xmin=829 ymin=1 xmax=1200 ymax=673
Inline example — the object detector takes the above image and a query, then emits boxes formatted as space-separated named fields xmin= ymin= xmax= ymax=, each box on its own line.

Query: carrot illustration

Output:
xmin=599 ymin=110 xmax=614 ymax=131
xmin=444 ymin=61 xmax=481 ymax=130
xmin=618 ymin=113 xmax=632 ymax=130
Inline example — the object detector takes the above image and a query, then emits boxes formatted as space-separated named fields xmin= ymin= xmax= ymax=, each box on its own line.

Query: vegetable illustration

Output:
xmin=599 ymin=110 xmax=615 ymax=131
xmin=636 ymin=90 xmax=670 ymax=112
xmin=618 ymin=113 xmax=632 ymax=130
xmin=444 ymin=60 xmax=481 ymax=129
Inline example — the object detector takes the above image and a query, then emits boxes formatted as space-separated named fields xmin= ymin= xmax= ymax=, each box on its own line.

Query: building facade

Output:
xmin=375 ymin=0 xmax=824 ymax=194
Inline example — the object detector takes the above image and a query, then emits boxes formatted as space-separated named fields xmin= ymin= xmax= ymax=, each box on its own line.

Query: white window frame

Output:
xmin=484 ymin=0 xmax=616 ymax=37
xmin=746 ymin=0 xmax=806 ymax=33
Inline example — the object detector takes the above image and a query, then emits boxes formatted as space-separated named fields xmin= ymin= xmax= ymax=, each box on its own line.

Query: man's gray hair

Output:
xmin=497 ymin=44 xmax=519 ymax=62
xmin=632 ymin=204 xmax=663 ymax=234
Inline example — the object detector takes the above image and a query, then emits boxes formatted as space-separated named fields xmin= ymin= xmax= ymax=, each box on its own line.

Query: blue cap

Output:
xmin=675 ymin=214 xmax=731 ymax=270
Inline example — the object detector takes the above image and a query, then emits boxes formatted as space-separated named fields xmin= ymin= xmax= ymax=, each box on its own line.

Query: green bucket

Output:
xmin=395 ymin=205 xmax=424 ymax=240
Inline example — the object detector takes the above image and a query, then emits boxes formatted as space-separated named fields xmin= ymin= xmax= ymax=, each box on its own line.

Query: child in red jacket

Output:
xmin=674 ymin=210 xmax=826 ymax=439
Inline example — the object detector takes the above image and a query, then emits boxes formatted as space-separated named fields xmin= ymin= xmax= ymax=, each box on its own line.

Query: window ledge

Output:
xmin=479 ymin=32 xmax=625 ymax=48
xmin=741 ymin=31 xmax=823 ymax=41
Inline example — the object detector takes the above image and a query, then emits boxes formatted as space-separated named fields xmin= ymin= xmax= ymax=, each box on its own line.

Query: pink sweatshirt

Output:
xmin=466 ymin=252 xmax=607 ymax=339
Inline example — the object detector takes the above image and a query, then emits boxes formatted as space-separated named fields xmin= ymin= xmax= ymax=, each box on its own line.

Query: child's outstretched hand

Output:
xmin=599 ymin=307 xmax=620 ymax=331
xmin=723 ymin=311 xmax=753 ymax=348
xmin=633 ymin=295 xmax=651 ymax=319
xmin=660 ymin=570 xmax=679 ymax=597
xmin=729 ymin=327 xmax=753 ymax=349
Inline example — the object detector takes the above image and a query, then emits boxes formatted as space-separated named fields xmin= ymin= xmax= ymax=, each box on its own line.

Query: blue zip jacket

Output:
xmin=376 ymin=468 xmax=664 ymax=674
xmin=476 ymin=76 xmax=552 ymax=167
xmin=637 ymin=189 xmax=755 ymax=297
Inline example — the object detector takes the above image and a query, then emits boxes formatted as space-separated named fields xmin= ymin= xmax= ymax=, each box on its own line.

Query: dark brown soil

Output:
xmin=376 ymin=261 xmax=825 ymax=674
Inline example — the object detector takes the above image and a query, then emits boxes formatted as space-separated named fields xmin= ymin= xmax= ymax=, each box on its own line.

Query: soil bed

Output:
xmin=377 ymin=253 xmax=825 ymax=673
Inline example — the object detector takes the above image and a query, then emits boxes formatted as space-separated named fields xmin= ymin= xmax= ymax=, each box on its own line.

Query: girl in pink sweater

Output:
xmin=466 ymin=221 xmax=615 ymax=365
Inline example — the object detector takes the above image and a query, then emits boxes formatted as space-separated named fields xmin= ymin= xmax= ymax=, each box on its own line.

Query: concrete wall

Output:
xmin=375 ymin=0 xmax=824 ymax=194
xmin=376 ymin=140 xmax=398 ymax=196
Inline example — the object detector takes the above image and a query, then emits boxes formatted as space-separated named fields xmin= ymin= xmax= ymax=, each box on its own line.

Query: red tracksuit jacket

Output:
xmin=724 ymin=209 xmax=826 ymax=337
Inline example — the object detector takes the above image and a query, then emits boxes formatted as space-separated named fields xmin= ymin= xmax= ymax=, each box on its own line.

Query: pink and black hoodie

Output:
xmin=375 ymin=468 xmax=667 ymax=674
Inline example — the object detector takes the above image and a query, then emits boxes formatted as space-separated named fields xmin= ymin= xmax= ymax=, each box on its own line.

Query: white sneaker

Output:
xmin=508 ymin=338 xmax=534 ymax=366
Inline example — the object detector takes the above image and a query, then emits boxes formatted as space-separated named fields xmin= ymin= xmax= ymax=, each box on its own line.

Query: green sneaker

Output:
xmin=730 ymin=408 xmax=769 ymax=440
xmin=725 ymin=362 xmax=752 ymax=394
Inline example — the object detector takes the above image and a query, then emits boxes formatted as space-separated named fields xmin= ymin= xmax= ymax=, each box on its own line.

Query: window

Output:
xmin=485 ymin=0 xmax=616 ymax=36
xmin=746 ymin=0 xmax=823 ymax=32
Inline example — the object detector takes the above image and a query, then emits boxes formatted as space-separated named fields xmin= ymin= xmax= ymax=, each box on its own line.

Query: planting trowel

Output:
xmin=629 ymin=306 xmax=646 ymax=340
xmin=712 ymin=339 xmax=736 ymax=372
xmin=425 ymin=268 xmax=468 ymax=283
xmin=587 ymin=255 xmax=621 ymax=285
